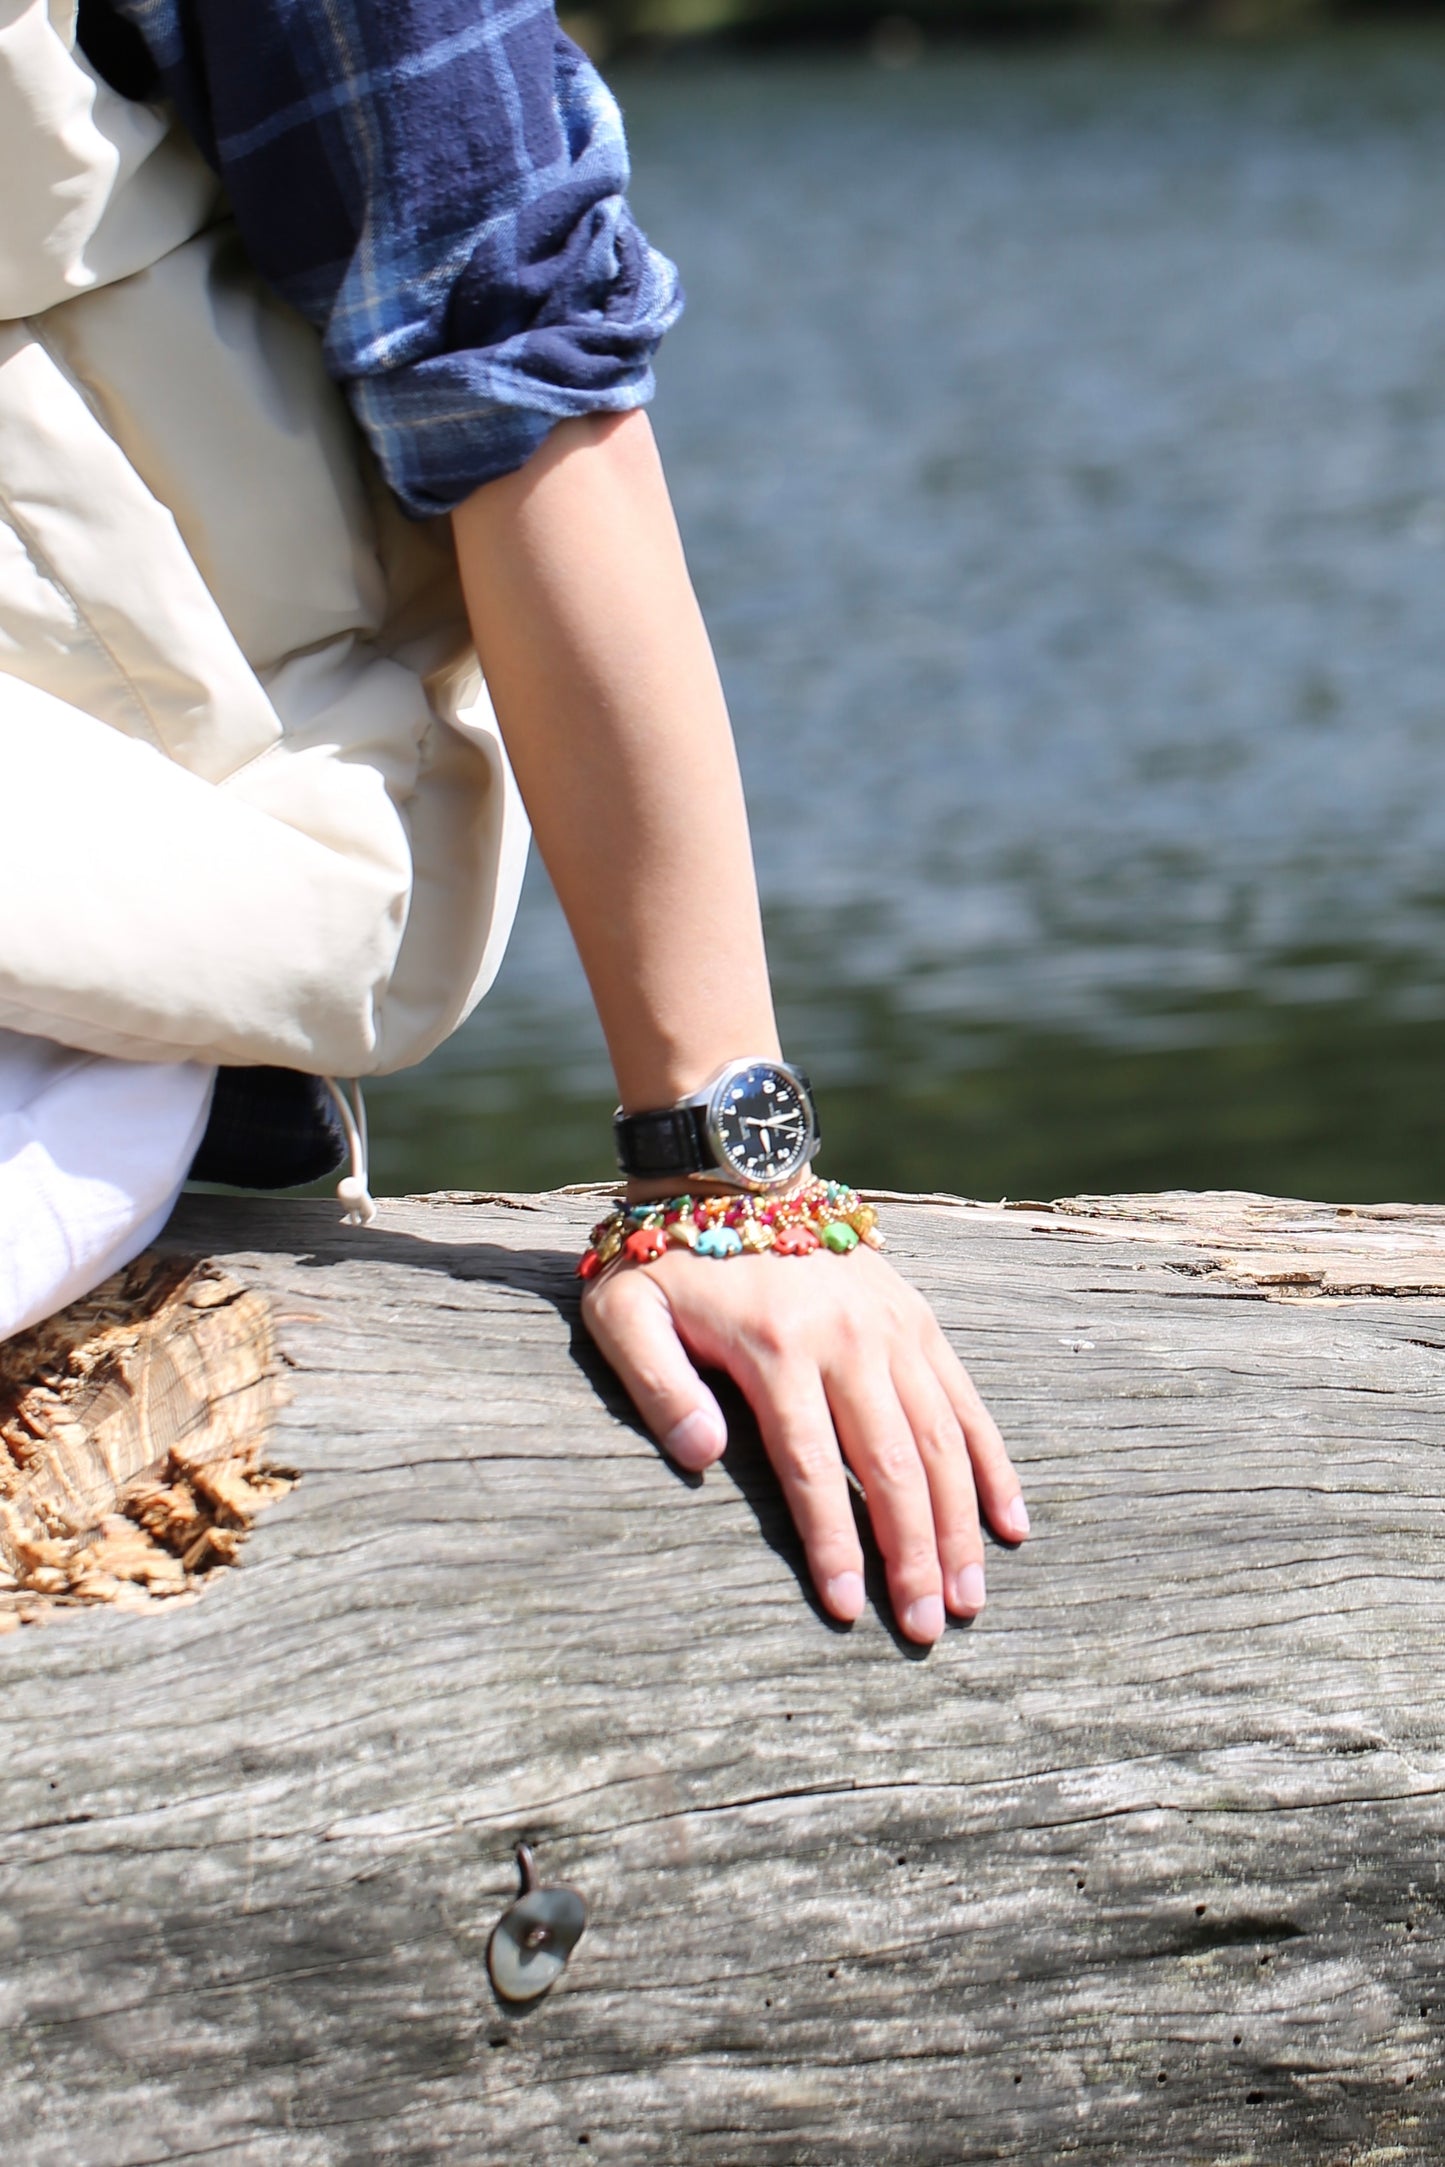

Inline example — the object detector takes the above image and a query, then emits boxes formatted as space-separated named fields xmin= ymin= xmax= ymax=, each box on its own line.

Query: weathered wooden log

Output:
xmin=1 ymin=1184 xmax=1443 ymax=2163
xmin=0 ymin=1255 xmax=292 ymax=1616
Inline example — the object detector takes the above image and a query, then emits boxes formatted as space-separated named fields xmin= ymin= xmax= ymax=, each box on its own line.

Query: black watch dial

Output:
xmin=707 ymin=1063 xmax=816 ymax=1188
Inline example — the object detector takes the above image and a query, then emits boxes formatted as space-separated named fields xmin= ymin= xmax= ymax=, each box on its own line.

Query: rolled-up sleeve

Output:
xmin=110 ymin=0 xmax=684 ymax=516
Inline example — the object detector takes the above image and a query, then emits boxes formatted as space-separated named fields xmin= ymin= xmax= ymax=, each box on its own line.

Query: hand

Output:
xmin=454 ymin=432 xmax=1028 ymax=1641
xmin=582 ymin=1245 xmax=1029 ymax=1646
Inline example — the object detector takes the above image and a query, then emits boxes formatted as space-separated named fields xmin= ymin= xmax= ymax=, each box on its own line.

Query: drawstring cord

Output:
xmin=323 ymin=1077 xmax=377 ymax=1227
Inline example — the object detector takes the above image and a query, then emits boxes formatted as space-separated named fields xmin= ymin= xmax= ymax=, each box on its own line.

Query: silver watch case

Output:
xmin=696 ymin=1058 xmax=819 ymax=1192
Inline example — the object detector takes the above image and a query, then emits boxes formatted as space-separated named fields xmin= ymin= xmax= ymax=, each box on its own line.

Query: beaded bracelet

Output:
xmin=577 ymin=1177 xmax=882 ymax=1279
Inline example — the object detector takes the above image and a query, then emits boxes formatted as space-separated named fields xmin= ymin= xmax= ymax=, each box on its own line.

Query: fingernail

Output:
xmin=952 ymin=1563 xmax=987 ymax=1615
xmin=825 ymin=1571 xmax=866 ymax=1621
xmin=902 ymin=1593 xmax=945 ymax=1643
xmin=663 ymin=1408 xmax=725 ymax=1470
xmin=1002 ymin=1496 xmax=1031 ymax=1541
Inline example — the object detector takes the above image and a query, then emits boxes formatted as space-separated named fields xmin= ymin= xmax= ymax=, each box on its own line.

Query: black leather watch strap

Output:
xmin=613 ymin=1102 xmax=713 ymax=1179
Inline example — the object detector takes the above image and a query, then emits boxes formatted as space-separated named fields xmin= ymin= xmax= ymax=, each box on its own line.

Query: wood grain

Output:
xmin=0 ymin=1185 xmax=1442 ymax=2164
xmin=0 ymin=1255 xmax=290 ymax=1618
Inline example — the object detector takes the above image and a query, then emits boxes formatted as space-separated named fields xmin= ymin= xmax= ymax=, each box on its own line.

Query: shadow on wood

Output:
xmin=0 ymin=1186 xmax=1441 ymax=2163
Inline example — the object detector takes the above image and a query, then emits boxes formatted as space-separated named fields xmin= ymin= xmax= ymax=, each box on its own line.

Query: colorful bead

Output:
xmin=696 ymin=1225 xmax=743 ymax=1258
xmin=579 ymin=1176 xmax=876 ymax=1274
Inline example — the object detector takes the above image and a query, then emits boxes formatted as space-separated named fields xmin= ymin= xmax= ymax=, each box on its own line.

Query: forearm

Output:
xmin=453 ymin=411 xmax=1026 ymax=1648
xmin=451 ymin=411 xmax=779 ymax=1117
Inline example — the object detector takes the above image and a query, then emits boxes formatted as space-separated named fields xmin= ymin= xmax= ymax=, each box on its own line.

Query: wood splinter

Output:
xmin=0 ymin=1251 xmax=294 ymax=1626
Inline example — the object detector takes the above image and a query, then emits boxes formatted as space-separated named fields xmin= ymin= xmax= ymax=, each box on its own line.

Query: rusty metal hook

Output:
xmin=487 ymin=1842 xmax=587 ymax=2003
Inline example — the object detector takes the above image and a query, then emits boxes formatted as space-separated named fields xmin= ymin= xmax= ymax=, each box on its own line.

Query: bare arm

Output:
xmin=452 ymin=411 xmax=1028 ymax=1645
xmin=451 ymin=410 xmax=777 ymax=1114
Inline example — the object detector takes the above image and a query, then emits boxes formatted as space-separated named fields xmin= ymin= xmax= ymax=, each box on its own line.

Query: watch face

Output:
xmin=707 ymin=1063 xmax=817 ymax=1189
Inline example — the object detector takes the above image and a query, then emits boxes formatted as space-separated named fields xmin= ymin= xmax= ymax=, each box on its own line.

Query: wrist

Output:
xmin=622 ymin=1168 xmax=816 ymax=1208
xmin=613 ymin=1027 xmax=783 ymax=1120
xmin=625 ymin=1173 xmax=738 ymax=1207
xmin=613 ymin=1056 xmax=819 ymax=1194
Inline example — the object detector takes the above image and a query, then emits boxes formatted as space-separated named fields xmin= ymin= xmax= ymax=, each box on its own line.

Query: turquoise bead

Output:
xmin=821 ymin=1221 xmax=858 ymax=1253
xmin=696 ymin=1225 xmax=743 ymax=1258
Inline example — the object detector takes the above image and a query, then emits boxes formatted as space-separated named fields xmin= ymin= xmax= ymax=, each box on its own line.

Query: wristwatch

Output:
xmin=613 ymin=1058 xmax=820 ymax=1191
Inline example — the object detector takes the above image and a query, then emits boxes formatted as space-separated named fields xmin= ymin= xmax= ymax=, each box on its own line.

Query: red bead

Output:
xmin=577 ymin=1249 xmax=605 ymax=1279
xmin=624 ymin=1227 xmax=667 ymax=1264
xmin=773 ymin=1224 xmax=820 ymax=1256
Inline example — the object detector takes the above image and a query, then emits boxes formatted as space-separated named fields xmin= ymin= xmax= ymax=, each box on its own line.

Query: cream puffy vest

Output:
xmin=0 ymin=1 xmax=528 ymax=1076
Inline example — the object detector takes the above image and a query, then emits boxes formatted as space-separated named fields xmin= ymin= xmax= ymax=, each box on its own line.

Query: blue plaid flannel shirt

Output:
xmin=92 ymin=0 xmax=684 ymax=517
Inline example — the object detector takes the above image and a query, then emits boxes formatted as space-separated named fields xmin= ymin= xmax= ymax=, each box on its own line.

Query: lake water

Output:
xmin=369 ymin=30 xmax=1445 ymax=1204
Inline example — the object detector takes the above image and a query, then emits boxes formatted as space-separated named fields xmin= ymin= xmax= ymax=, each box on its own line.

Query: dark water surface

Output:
xmin=370 ymin=33 xmax=1445 ymax=1202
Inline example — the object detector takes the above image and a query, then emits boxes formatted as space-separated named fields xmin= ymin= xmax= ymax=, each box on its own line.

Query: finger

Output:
xmin=826 ymin=1365 xmax=945 ymax=1646
xmin=748 ymin=1362 xmax=867 ymax=1625
xmin=925 ymin=1323 xmax=1029 ymax=1544
xmin=892 ymin=1354 xmax=987 ymax=1618
xmin=582 ymin=1269 xmax=727 ymax=1470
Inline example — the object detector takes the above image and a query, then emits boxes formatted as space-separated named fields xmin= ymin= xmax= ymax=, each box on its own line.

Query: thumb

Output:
xmin=582 ymin=1267 xmax=728 ymax=1471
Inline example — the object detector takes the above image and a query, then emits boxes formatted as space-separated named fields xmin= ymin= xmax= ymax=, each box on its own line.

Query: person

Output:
xmin=0 ymin=0 xmax=1028 ymax=1644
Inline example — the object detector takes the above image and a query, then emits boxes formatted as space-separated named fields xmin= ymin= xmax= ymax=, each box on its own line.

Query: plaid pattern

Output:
xmin=99 ymin=0 xmax=684 ymax=515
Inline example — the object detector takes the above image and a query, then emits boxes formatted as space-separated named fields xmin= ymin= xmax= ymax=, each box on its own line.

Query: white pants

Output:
xmin=0 ymin=1028 xmax=215 ymax=1343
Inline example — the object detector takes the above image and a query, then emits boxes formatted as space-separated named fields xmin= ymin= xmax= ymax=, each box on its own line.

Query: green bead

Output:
xmin=821 ymin=1221 xmax=858 ymax=1253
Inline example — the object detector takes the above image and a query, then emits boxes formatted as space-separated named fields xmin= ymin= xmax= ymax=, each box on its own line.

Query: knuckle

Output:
xmin=891 ymin=1537 xmax=940 ymax=1580
xmin=867 ymin=1434 xmax=923 ymax=1491
xmin=824 ymin=1307 xmax=868 ymax=1361
xmin=583 ymin=1272 xmax=627 ymax=1318
xmin=631 ymin=1360 xmax=670 ymax=1403
xmin=747 ymin=1313 xmax=792 ymax=1362
xmin=918 ymin=1420 xmax=966 ymax=1467
xmin=782 ymin=1434 xmax=840 ymax=1492
xmin=878 ymin=1276 xmax=924 ymax=1326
